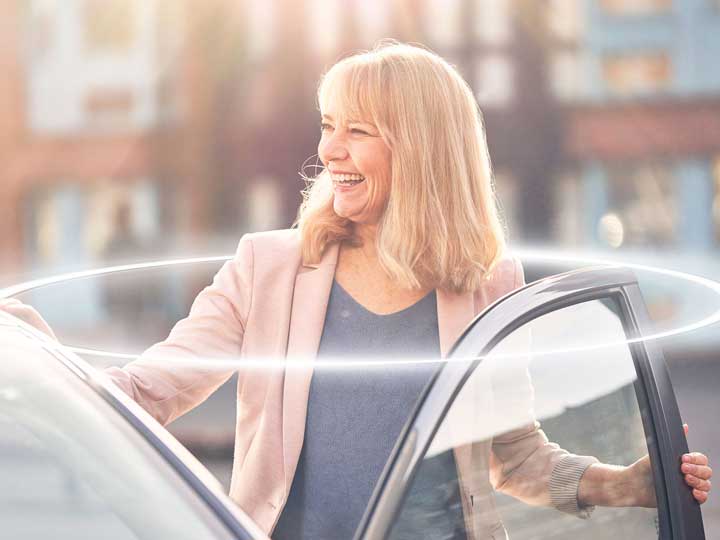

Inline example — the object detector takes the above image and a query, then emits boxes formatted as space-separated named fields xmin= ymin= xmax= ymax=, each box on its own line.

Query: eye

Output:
xmin=320 ymin=122 xmax=334 ymax=132
xmin=350 ymin=127 xmax=370 ymax=135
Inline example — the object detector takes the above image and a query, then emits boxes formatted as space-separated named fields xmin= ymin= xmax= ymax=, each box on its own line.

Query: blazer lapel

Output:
xmin=436 ymin=288 xmax=476 ymax=357
xmin=281 ymin=242 xmax=339 ymax=493
xmin=285 ymin=243 xmax=339 ymax=358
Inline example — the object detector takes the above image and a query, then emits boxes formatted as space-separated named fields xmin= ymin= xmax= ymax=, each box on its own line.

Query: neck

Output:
xmin=351 ymin=223 xmax=379 ymax=257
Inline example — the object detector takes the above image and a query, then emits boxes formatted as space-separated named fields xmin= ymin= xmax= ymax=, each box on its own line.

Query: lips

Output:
xmin=331 ymin=172 xmax=366 ymax=186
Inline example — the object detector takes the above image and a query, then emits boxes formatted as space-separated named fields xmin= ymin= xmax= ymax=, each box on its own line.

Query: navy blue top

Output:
xmin=273 ymin=280 xmax=442 ymax=540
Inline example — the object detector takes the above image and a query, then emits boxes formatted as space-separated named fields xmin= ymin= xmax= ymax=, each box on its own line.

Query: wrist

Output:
xmin=578 ymin=464 xmax=633 ymax=507
xmin=578 ymin=461 xmax=656 ymax=508
xmin=550 ymin=455 xmax=599 ymax=516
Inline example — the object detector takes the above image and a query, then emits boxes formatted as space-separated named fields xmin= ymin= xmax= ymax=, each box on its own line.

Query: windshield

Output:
xmin=0 ymin=323 xmax=238 ymax=540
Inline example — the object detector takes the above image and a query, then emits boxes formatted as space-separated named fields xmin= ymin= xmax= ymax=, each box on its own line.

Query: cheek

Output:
xmin=365 ymin=169 xmax=391 ymax=214
xmin=371 ymin=153 xmax=392 ymax=196
xmin=317 ymin=139 xmax=327 ymax=164
xmin=377 ymin=146 xmax=392 ymax=183
xmin=361 ymin=145 xmax=391 ymax=180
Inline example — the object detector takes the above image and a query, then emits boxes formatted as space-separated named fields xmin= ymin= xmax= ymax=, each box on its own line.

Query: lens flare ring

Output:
xmin=2 ymin=250 xmax=719 ymax=367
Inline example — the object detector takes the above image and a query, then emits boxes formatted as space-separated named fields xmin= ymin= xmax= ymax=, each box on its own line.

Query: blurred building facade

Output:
xmin=2 ymin=0 xmax=720 ymax=292
xmin=555 ymin=0 xmax=720 ymax=251
xmin=0 ymin=0 xmax=245 ymax=327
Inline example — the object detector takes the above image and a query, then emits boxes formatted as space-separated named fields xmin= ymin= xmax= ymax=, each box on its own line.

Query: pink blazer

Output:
xmin=106 ymin=229 xmax=595 ymax=539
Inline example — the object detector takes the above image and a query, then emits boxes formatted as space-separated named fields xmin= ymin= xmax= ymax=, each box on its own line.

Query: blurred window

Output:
xmin=156 ymin=75 xmax=181 ymax=125
xmin=23 ymin=185 xmax=103 ymax=328
xmin=26 ymin=181 xmax=160 ymax=266
xmin=155 ymin=0 xmax=185 ymax=63
xmin=83 ymin=0 xmax=138 ymax=53
xmin=547 ymin=0 xmax=584 ymax=41
xmin=475 ymin=56 xmax=514 ymax=107
xmin=600 ymin=0 xmax=672 ymax=15
xmin=25 ymin=2 xmax=83 ymax=134
xmin=154 ymin=0 xmax=184 ymax=124
xmin=26 ymin=2 xmax=56 ymax=62
xmin=247 ymin=0 xmax=275 ymax=60
xmin=424 ymin=0 xmax=463 ymax=48
xmin=307 ymin=0 xmax=340 ymax=58
xmin=247 ymin=177 xmax=282 ymax=232
xmin=603 ymin=53 xmax=671 ymax=96
xmin=601 ymin=164 xmax=677 ymax=248
xmin=387 ymin=298 xmax=659 ymax=540
xmin=354 ymin=0 xmax=390 ymax=44
xmin=475 ymin=0 xmax=511 ymax=45
xmin=550 ymin=50 xmax=586 ymax=100
xmin=26 ymin=0 xmax=156 ymax=133
xmin=30 ymin=189 xmax=61 ymax=264
xmin=26 ymin=185 xmax=84 ymax=266
xmin=84 ymin=88 xmax=135 ymax=128
xmin=554 ymin=171 xmax=584 ymax=245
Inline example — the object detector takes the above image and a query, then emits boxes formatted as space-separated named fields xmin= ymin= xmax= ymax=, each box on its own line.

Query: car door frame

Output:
xmin=355 ymin=265 xmax=704 ymax=540
xmin=5 ymin=314 xmax=269 ymax=540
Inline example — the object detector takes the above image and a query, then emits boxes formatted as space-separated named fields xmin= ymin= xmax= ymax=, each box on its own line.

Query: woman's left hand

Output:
xmin=594 ymin=423 xmax=712 ymax=508
xmin=682 ymin=424 xmax=712 ymax=504
xmin=0 ymin=298 xmax=57 ymax=339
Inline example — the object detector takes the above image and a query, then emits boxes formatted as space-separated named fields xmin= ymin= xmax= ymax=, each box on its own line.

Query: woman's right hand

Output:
xmin=0 ymin=298 xmax=57 ymax=339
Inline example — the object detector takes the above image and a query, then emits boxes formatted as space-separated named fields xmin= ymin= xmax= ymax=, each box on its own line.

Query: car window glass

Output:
xmin=0 ymin=329 xmax=239 ymax=540
xmin=388 ymin=298 xmax=660 ymax=540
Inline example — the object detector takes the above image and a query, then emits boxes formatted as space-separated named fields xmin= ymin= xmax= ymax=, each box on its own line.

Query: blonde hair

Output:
xmin=296 ymin=41 xmax=506 ymax=293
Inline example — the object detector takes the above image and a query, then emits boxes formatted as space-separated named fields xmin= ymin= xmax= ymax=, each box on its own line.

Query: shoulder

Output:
xmin=238 ymin=228 xmax=301 ymax=261
xmin=471 ymin=254 xmax=525 ymax=311
xmin=232 ymin=228 xmax=303 ymax=281
xmin=486 ymin=254 xmax=525 ymax=290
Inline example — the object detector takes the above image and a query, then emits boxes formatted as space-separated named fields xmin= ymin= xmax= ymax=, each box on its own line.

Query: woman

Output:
xmin=2 ymin=42 xmax=711 ymax=539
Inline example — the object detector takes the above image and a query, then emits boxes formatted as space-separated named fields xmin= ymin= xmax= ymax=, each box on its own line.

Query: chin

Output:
xmin=333 ymin=201 xmax=358 ymax=220
xmin=333 ymin=197 xmax=382 ymax=224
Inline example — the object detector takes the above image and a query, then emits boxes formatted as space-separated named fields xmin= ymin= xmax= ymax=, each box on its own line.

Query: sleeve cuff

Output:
xmin=549 ymin=455 xmax=599 ymax=519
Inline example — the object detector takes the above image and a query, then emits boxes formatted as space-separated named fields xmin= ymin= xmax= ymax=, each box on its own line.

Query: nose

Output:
xmin=318 ymin=129 xmax=348 ymax=164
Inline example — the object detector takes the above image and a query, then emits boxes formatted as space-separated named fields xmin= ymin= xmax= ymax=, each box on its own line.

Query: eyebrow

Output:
xmin=321 ymin=113 xmax=373 ymax=125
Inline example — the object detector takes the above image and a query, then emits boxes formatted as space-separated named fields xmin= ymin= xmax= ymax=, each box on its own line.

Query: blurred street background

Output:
xmin=1 ymin=0 xmax=719 ymax=537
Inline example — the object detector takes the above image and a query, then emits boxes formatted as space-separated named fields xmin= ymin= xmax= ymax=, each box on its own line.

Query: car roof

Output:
xmin=0 ymin=309 xmax=269 ymax=540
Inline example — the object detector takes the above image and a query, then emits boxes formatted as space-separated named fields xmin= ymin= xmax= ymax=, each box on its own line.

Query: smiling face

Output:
xmin=317 ymin=90 xmax=392 ymax=227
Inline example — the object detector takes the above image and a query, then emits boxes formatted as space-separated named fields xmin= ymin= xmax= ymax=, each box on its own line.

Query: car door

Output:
xmin=355 ymin=266 xmax=704 ymax=540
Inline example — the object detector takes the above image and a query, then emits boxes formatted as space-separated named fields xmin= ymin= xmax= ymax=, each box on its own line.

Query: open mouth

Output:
xmin=332 ymin=173 xmax=366 ymax=187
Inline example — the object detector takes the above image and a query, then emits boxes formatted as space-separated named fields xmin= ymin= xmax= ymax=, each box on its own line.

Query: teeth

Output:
xmin=332 ymin=173 xmax=365 ymax=184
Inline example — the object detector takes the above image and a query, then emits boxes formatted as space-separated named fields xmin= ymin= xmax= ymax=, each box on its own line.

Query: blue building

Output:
xmin=551 ymin=0 xmax=720 ymax=252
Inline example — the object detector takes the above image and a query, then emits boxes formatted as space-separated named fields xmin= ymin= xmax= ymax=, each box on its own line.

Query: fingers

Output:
xmin=683 ymin=453 xmax=710 ymax=467
xmin=681 ymin=454 xmax=713 ymax=504
xmin=673 ymin=425 xmax=711 ymax=505
xmin=682 ymin=462 xmax=713 ymax=480
xmin=693 ymin=489 xmax=709 ymax=504
xmin=1 ymin=298 xmax=31 ymax=313
xmin=0 ymin=298 xmax=22 ymax=308
xmin=0 ymin=300 xmax=57 ymax=339
xmin=685 ymin=474 xmax=712 ymax=491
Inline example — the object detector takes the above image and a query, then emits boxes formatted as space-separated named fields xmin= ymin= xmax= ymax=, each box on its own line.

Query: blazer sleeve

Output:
xmin=104 ymin=234 xmax=254 ymax=426
xmin=488 ymin=257 xmax=599 ymax=517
